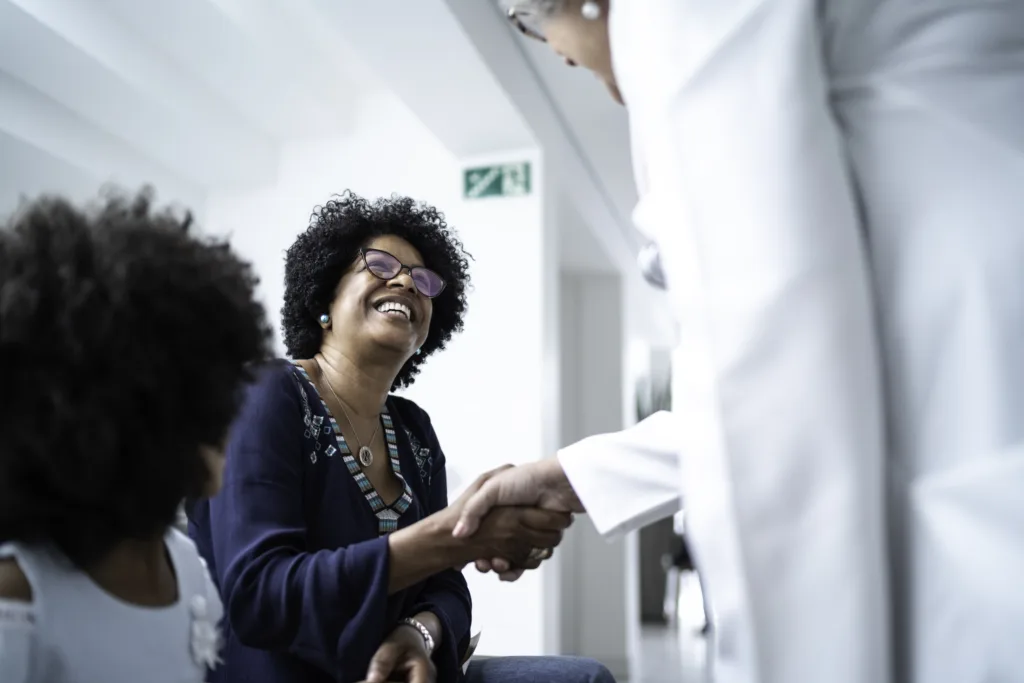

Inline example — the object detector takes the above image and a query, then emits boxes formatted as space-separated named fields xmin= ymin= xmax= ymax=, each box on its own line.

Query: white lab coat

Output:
xmin=557 ymin=2 xmax=1024 ymax=683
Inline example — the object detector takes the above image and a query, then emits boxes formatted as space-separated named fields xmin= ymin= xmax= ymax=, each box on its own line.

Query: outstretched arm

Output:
xmin=204 ymin=367 xmax=471 ymax=680
xmin=454 ymin=411 xmax=682 ymax=540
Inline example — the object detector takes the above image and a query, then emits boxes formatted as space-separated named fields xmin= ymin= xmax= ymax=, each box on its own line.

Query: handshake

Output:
xmin=370 ymin=461 xmax=584 ymax=683
xmin=438 ymin=460 xmax=584 ymax=581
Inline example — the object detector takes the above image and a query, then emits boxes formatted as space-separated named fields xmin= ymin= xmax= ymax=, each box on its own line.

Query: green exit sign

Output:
xmin=463 ymin=162 xmax=532 ymax=199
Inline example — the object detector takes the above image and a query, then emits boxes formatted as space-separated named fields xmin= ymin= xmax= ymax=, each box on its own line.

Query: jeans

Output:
xmin=463 ymin=656 xmax=616 ymax=683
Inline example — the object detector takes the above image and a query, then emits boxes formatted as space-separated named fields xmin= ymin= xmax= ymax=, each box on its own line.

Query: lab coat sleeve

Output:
xmin=558 ymin=411 xmax=682 ymax=538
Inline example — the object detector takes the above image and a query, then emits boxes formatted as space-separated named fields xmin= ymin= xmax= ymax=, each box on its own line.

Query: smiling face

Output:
xmin=324 ymin=235 xmax=433 ymax=359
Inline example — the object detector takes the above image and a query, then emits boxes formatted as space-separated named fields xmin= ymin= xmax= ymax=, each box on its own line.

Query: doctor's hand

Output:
xmin=453 ymin=459 xmax=582 ymax=539
xmin=459 ymin=504 xmax=573 ymax=573
xmin=366 ymin=623 xmax=436 ymax=683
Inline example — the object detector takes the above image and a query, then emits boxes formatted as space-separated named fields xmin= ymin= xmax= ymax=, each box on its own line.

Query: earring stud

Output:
xmin=319 ymin=313 xmax=330 ymax=326
xmin=581 ymin=1 xmax=601 ymax=20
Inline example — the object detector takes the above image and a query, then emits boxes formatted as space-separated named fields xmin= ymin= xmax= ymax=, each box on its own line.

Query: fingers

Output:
xmin=483 ymin=463 xmax=516 ymax=478
xmin=498 ymin=568 xmax=527 ymax=582
xmin=451 ymin=464 xmax=516 ymax=540
xmin=515 ymin=556 xmax=544 ymax=571
xmin=477 ymin=553 xmax=545 ymax=574
xmin=409 ymin=657 xmax=437 ymax=683
xmin=475 ymin=556 xmax=539 ymax=573
xmin=519 ymin=526 xmax=564 ymax=553
xmin=456 ymin=465 xmax=514 ymax=507
xmin=469 ymin=510 xmax=566 ymax=566
xmin=517 ymin=508 xmax=574 ymax=532
xmin=366 ymin=642 xmax=401 ymax=683
xmin=468 ymin=464 xmax=515 ymax=491
xmin=453 ymin=477 xmax=502 ymax=538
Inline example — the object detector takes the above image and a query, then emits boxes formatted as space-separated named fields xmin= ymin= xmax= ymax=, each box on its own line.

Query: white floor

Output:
xmin=636 ymin=626 xmax=706 ymax=683
xmin=635 ymin=570 xmax=708 ymax=683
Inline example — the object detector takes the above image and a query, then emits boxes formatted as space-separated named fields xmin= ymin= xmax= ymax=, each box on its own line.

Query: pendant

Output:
xmin=358 ymin=445 xmax=374 ymax=467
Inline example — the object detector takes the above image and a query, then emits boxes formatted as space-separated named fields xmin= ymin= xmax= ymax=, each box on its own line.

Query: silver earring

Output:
xmin=415 ymin=348 xmax=422 ymax=356
xmin=581 ymin=1 xmax=601 ymax=20
xmin=319 ymin=313 xmax=330 ymax=326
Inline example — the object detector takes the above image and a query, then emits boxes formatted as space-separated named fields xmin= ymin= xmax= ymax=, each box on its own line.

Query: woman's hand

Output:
xmin=387 ymin=466 xmax=551 ymax=593
xmin=468 ymin=508 xmax=570 ymax=582
xmin=463 ymin=505 xmax=572 ymax=568
xmin=444 ymin=466 xmax=573 ymax=576
xmin=366 ymin=624 xmax=436 ymax=683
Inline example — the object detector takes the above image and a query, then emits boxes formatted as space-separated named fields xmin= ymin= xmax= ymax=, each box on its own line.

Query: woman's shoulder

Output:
xmin=386 ymin=395 xmax=433 ymax=430
xmin=250 ymin=358 xmax=303 ymax=389
xmin=386 ymin=396 xmax=443 ymax=458
xmin=222 ymin=360 xmax=313 ymax=437
xmin=240 ymin=360 xmax=310 ymax=409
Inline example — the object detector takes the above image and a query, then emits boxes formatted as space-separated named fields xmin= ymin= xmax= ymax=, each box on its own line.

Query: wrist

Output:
xmin=436 ymin=507 xmax=491 ymax=565
xmin=415 ymin=511 xmax=478 ymax=567
xmin=398 ymin=617 xmax=435 ymax=656
xmin=541 ymin=456 xmax=582 ymax=513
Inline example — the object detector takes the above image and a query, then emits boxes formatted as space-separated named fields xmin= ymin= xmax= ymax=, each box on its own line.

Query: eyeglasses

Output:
xmin=360 ymin=248 xmax=447 ymax=298
xmin=506 ymin=6 xmax=547 ymax=42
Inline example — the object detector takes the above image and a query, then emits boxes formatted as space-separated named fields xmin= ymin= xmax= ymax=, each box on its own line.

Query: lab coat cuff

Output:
xmin=558 ymin=425 xmax=682 ymax=539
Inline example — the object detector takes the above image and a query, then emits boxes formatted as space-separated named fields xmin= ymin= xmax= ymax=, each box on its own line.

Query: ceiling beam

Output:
xmin=0 ymin=0 xmax=278 ymax=189
xmin=445 ymin=2 xmax=681 ymax=346
xmin=443 ymin=0 xmax=640 ymax=273
xmin=203 ymin=0 xmax=373 ymax=136
xmin=0 ymin=69 xmax=205 ymax=209
xmin=301 ymin=0 xmax=673 ymax=345
xmin=308 ymin=0 xmax=536 ymax=159
xmin=0 ymin=130 xmax=102 ymax=214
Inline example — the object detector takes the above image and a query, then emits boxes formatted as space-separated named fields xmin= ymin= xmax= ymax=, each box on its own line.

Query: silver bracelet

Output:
xmin=399 ymin=617 xmax=435 ymax=655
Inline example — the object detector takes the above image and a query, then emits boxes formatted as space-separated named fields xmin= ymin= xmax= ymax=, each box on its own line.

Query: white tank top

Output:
xmin=0 ymin=529 xmax=223 ymax=683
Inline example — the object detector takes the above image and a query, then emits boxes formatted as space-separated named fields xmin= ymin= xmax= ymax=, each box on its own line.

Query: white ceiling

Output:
xmin=0 ymin=0 xmax=670 ymax=339
xmin=0 ymin=0 xmax=377 ymax=210
xmin=1 ymin=0 xmax=638 ymax=245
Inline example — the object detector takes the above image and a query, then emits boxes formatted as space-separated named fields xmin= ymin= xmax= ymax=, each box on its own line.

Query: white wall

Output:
xmin=205 ymin=89 xmax=562 ymax=658
xmin=559 ymin=270 xmax=637 ymax=679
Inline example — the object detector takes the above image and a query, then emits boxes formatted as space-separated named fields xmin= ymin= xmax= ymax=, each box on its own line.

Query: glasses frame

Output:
xmin=359 ymin=248 xmax=447 ymax=298
xmin=506 ymin=6 xmax=547 ymax=42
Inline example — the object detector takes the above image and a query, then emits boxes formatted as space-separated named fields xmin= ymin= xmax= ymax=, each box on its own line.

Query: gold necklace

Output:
xmin=316 ymin=360 xmax=380 ymax=467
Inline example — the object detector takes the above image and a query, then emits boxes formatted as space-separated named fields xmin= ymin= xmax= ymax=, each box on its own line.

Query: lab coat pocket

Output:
xmin=910 ymin=441 xmax=1024 ymax=683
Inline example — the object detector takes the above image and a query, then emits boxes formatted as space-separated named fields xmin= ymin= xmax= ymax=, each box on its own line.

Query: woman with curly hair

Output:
xmin=187 ymin=191 xmax=615 ymax=683
xmin=0 ymin=189 xmax=272 ymax=683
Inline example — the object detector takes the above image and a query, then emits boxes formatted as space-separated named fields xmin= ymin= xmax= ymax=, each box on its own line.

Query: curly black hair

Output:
xmin=282 ymin=191 xmax=471 ymax=390
xmin=0 ymin=188 xmax=272 ymax=568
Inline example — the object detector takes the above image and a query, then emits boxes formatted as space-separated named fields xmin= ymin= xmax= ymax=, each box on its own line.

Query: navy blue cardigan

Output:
xmin=188 ymin=361 xmax=472 ymax=683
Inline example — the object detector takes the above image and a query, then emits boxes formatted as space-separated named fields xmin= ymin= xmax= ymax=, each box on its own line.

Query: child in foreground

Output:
xmin=0 ymin=189 xmax=272 ymax=682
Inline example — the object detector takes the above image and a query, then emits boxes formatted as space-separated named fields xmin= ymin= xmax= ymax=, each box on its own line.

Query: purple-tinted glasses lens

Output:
xmin=362 ymin=249 xmax=447 ymax=298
